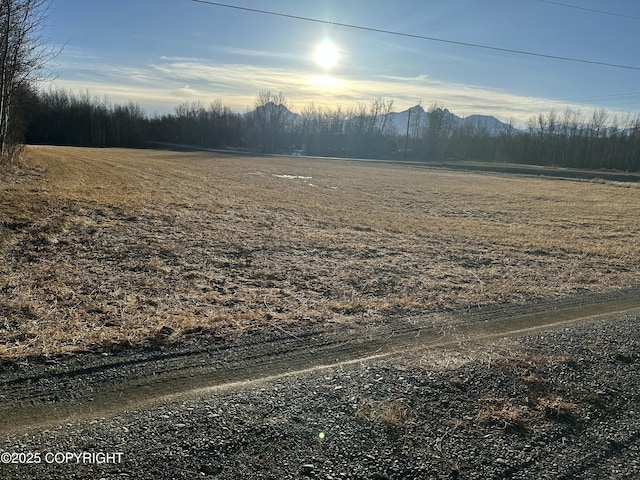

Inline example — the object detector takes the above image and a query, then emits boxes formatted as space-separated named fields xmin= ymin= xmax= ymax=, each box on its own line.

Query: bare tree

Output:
xmin=495 ymin=117 xmax=516 ymax=162
xmin=371 ymin=97 xmax=395 ymax=136
xmin=0 ymin=0 xmax=55 ymax=163
xmin=424 ymin=103 xmax=454 ymax=161
xmin=251 ymin=90 xmax=292 ymax=153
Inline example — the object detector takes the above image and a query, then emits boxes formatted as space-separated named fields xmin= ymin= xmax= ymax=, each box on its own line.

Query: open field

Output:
xmin=1 ymin=146 xmax=639 ymax=360
xmin=2 ymin=147 xmax=640 ymax=479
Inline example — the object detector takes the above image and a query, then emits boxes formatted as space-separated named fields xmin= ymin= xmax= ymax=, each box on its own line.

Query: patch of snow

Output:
xmin=274 ymin=174 xmax=312 ymax=180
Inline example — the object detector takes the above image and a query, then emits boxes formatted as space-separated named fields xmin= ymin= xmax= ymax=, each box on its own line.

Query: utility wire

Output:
xmin=534 ymin=0 xmax=640 ymax=21
xmin=191 ymin=0 xmax=640 ymax=71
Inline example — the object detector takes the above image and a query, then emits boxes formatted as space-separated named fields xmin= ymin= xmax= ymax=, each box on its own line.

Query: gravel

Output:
xmin=1 ymin=313 xmax=639 ymax=479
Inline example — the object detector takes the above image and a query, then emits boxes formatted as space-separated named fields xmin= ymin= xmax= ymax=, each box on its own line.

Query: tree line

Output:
xmin=515 ymin=109 xmax=640 ymax=171
xmin=2 ymin=0 xmax=639 ymax=171
xmin=21 ymin=88 xmax=640 ymax=171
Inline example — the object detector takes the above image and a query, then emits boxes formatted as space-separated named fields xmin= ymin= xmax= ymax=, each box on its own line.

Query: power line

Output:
xmin=534 ymin=0 xmax=640 ymax=21
xmin=191 ymin=0 xmax=640 ymax=71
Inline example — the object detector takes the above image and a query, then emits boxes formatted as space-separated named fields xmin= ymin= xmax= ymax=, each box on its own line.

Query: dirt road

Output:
xmin=1 ymin=291 xmax=639 ymax=479
xmin=2 ymin=287 xmax=638 ymax=435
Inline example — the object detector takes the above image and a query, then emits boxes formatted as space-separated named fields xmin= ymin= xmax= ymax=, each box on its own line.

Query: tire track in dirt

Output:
xmin=2 ymin=288 xmax=639 ymax=437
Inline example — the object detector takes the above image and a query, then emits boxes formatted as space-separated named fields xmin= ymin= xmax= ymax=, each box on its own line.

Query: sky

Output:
xmin=41 ymin=0 xmax=640 ymax=126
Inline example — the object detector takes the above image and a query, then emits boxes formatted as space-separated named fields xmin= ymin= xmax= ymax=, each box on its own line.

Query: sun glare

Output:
xmin=314 ymin=38 xmax=339 ymax=69
xmin=310 ymin=75 xmax=339 ymax=89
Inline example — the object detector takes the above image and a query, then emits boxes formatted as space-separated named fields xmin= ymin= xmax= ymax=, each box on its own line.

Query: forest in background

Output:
xmin=1 ymin=0 xmax=639 ymax=172
xmin=20 ymin=87 xmax=640 ymax=172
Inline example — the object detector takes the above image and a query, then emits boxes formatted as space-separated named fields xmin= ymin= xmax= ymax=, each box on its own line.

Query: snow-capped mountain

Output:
xmin=387 ymin=105 xmax=510 ymax=136
xmin=247 ymin=103 xmax=510 ymax=136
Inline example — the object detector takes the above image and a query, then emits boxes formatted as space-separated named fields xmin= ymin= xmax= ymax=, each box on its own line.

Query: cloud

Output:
xmin=47 ymin=55 xmax=625 ymax=125
xmin=159 ymin=55 xmax=203 ymax=63
xmin=376 ymin=74 xmax=431 ymax=83
xmin=206 ymin=46 xmax=300 ymax=61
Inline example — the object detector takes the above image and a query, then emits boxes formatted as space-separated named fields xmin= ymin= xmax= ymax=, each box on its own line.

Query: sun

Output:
xmin=314 ymin=38 xmax=339 ymax=69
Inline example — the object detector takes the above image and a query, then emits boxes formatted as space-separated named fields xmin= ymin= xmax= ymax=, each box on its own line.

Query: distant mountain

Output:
xmin=461 ymin=114 xmax=511 ymax=133
xmin=246 ymin=102 xmax=510 ymax=136
xmin=251 ymin=101 xmax=302 ymax=123
xmin=387 ymin=105 xmax=428 ymax=135
xmin=388 ymin=105 xmax=510 ymax=136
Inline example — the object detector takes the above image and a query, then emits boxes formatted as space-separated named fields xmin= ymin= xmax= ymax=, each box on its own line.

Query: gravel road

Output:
xmin=1 ymin=291 xmax=639 ymax=479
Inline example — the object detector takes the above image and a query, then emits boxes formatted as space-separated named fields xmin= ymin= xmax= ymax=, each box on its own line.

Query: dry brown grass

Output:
xmin=472 ymin=345 xmax=584 ymax=431
xmin=1 ymin=146 xmax=639 ymax=361
xmin=356 ymin=398 xmax=414 ymax=429
xmin=476 ymin=394 xmax=581 ymax=432
xmin=476 ymin=397 xmax=534 ymax=431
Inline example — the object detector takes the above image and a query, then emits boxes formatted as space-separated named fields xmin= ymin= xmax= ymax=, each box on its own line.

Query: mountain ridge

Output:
xmin=249 ymin=102 xmax=510 ymax=135
xmin=387 ymin=105 xmax=511 ymax=135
